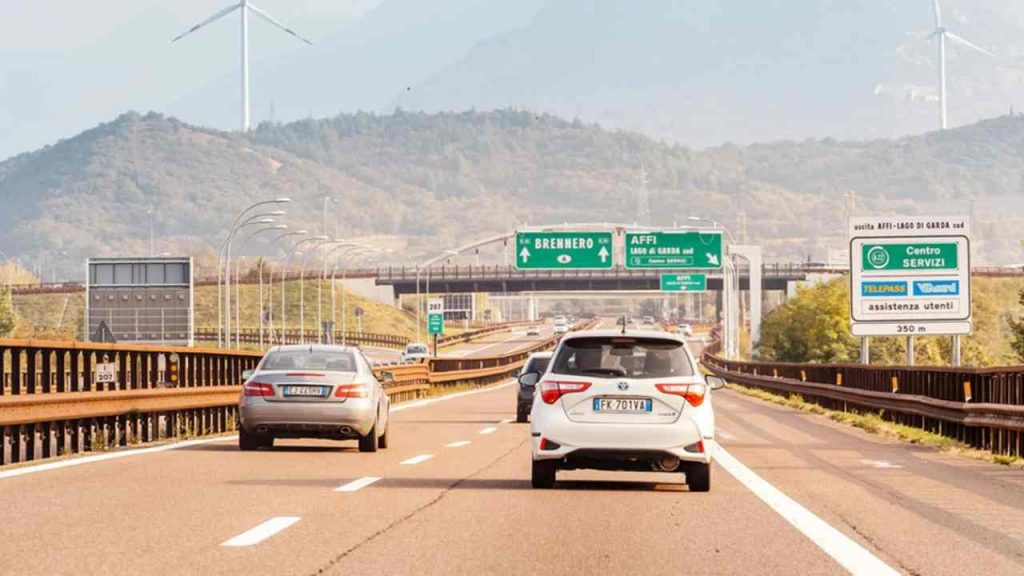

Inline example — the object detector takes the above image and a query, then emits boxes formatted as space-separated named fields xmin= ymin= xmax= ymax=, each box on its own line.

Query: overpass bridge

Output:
xmin=373 ymin=264 xmax=810 ymax=296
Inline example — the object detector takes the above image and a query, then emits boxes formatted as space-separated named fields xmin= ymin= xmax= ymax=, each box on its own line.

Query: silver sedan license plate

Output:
xmin=594 ymin=398 xmax=652 ymax=412
xmin=284 ymin=385 xmax=327 ymax=397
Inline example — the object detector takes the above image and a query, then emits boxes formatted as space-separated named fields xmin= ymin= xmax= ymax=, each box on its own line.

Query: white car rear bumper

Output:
xmin=531 ymin=405 xmax=712 ymax=464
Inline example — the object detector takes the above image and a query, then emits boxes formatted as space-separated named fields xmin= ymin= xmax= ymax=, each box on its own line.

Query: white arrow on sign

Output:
xmin=706 ymin=253 xmax=720 ymax=266
xmin=519 ymin=247 xmax=531 ymax=263
xmin=598 ymin=246 xmax=609 ymax=263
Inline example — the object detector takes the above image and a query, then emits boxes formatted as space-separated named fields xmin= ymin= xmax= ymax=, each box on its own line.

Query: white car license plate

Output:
xmin=284 ymin=385 xmax=327 ymax=397
xmin=593 ymin=398 xmax=652 ymax=412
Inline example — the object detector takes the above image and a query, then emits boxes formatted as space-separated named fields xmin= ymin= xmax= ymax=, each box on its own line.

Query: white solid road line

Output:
xmin=712 ymin=443 xmax=900 ymax=576
xmin=499 ymin=418 xmax=513 ymax=424
xmin=0 ymin=435 xmax=238 ymax=482
xmin=446 ymin=441 xmax=471 ymax=448
xmin=479 ymin=427 xmax=497 ymax=435
xmin=716 ymin=428 xmax=738 ymax=441
xmin=400 ymin=454 xmax=434 ymax=465
xmin=334 ymin=476 xmax=382 ymax=492
xmin=220 ymin=516 xmax=301 ymax=547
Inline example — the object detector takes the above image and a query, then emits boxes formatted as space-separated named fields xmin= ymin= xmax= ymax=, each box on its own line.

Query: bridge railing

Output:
xmin=703 ymin=354 xmax=1024 ymax=458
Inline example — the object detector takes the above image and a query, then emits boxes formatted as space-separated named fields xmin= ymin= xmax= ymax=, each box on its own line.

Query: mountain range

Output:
xmin=1 ymin=109 xmax=1022 ymax=278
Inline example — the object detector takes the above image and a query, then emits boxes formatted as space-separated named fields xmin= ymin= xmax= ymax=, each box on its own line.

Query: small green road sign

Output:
xmin=861 ymin=243 xmax=958 ymax=271
xmin=624 ymin=231 xmax=723 ymax=269
xmin=660 ymin=273 xmax=707 ymax=292
xmin=515 ymin=231 xmax=613 ymax=269
xmin=427 ymin=313 xmax=444 ymax=335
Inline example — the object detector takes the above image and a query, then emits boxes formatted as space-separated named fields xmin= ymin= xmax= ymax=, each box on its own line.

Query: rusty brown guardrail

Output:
xmin=194 ymin=328 xmax=409 ymax=349
xmin=702 ymin=354 xmax=1024 ymax=458
xmin=0 ymin=320 xmax=588 ymax=467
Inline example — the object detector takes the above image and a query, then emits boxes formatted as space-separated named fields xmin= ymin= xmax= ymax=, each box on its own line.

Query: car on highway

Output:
xmin=238 ymin=344 xmax=391 ymax=453
xmin=400 ymin=342 xmax=430 ymax=363
xmin=526 ymin=325 xmax=541 ymax=336
xmin=679 ymin=323 xmax=694 ymax=337
xmin=641 ymin=315 xmax=655 ymax=325
xmin=553 ymin=315 xmax=570 ymax=334
xmin=516 ymin=351 xmax=553 ymax=422
xmin=520 ymin=330 xmax=724 ymax=491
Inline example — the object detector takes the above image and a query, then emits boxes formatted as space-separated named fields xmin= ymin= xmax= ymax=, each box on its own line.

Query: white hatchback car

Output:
xmin=521 ymin=330 xmax=724 ymax=491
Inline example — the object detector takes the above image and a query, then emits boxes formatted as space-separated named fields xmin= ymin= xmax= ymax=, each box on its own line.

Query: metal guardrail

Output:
xmin=703 ymin=354 xmax=1024 ymax=458
xmin=194 ymin=328 xmax=409 ymax=349
xmin=0 ymin=338 xmax=261 ymax=466
xmin=0 ymin=320 xmax=578 ymax=466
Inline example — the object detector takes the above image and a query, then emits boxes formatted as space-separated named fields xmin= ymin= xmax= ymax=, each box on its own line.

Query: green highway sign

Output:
xmin=624 ymin=231 xmax=723 ymax=269
xmin=427 ymin=298 xmax=444 ymax=335
xmin=515 ymin=231 xmax=613 ymax=269
xmin=660 ymin=273 xmax=707 ymax=292
xmin=861 ymin=243 xmax=958 ymax=271
xmin=427 ymin=313 xmax=444 ymax=335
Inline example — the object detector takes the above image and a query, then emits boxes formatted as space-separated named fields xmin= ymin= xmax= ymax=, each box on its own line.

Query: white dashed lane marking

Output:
xmin=400 ymin=454 xmax=434 ymax=465
xmin=334 ymin=477 xmax=382 ymax=492
xmin=221 ymin=517 xmax=301 ymax=547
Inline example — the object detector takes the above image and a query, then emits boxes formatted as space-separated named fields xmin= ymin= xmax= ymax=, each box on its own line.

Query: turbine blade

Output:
xmin=171 ymin=2 xmax=242 ymax=42
xmin=247 ymin=3 xmax=314 ymax=45
xmin=932 ymin=0 xmax=942 ymax=29
xmin=945 ymin=31 xmax=995 ymax=57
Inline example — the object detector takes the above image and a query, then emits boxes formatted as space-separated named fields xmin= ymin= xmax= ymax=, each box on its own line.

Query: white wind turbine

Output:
xmin=929 ymin=0 xmax=993 ymax=130
xmin=173 ymin=1 xmax=312 ymax=132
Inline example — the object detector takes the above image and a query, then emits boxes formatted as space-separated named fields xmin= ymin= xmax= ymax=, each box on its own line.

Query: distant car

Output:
xmin=526 ymin=326 xmax=541 ymax=336
xmin=679 ymin=323 xmax=694 ymax=337
xmin=553 ymin=317 xmax=570 ymax=334
xmin=238 ymin=344 xmax=391 ymax=453
xmin=516 ymin=352 xmax=553 ymax=422
xmin=522 ymin=330 xmax=724 ymax=491
xmin=642 ymin=315 xmax=655 ymax=325
xmin=400 ymin=343 xmax=430 ymax=363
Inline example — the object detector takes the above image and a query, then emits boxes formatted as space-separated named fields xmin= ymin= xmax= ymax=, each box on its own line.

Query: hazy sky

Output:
xmin=0 ymin=1 xmax=378 ymax=160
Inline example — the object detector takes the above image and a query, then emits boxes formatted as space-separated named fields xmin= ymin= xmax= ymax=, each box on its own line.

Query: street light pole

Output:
xmin=220 ymin=198 xmax=291 ymax=348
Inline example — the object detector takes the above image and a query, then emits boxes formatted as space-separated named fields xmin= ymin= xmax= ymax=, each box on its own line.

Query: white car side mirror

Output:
xmin=705 ymin=375 xmax=726 ymax=391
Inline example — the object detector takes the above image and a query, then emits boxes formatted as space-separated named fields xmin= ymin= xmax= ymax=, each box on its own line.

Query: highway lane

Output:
xmin=4 ymin=375 xmax=1023 ymax=575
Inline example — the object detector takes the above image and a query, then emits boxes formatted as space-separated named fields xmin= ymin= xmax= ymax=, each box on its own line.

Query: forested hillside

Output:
xmin=1 ymin=109 xmax=1022 ymax=271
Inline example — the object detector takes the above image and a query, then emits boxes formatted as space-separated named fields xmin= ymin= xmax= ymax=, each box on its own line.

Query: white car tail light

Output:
xmin=539 ymin=380 xmax=591 ymax=404
xmin=656 ymin=383 xmax=707 ymax=407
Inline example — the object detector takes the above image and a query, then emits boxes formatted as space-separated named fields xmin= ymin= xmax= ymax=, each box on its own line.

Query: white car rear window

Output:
xmin=551 ymin=337 xmax=693 ymax=379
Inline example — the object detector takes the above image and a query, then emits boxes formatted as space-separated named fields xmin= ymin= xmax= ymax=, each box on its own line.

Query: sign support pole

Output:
xmin=860 ymin=337 xmax=870 ymax=364
xmin=905 ymin=336 xmax=915 ymax=367
xmin=952 ymin=335 xmax=961 ymax=367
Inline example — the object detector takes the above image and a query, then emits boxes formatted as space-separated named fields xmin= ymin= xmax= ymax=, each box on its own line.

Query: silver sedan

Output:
xmin=238 ymin=344 xmax=391 ymax=452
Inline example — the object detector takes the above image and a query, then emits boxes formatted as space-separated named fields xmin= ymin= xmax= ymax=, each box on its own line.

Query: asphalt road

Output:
xmin=3 ymin=373 xmax=1023 ymax=575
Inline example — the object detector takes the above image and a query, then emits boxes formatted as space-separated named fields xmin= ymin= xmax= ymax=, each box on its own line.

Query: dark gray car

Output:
xmin=516 ymin=352 xmax=552 ymax=422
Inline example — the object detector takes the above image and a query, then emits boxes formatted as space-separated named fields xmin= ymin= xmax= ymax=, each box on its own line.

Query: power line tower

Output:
xmin=635 ymin=163 xmax=651 ymax=226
